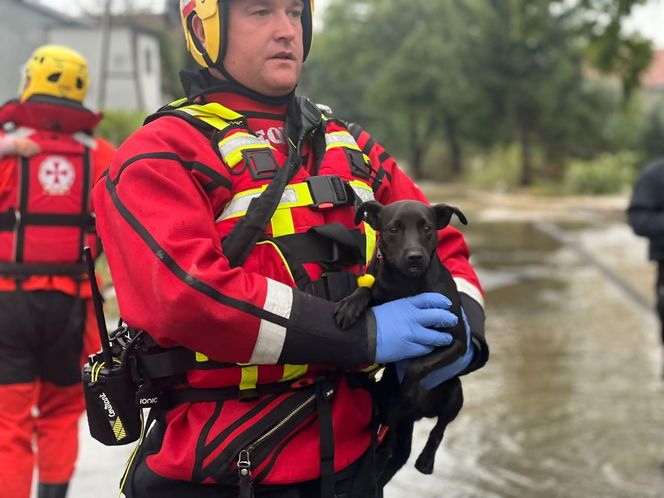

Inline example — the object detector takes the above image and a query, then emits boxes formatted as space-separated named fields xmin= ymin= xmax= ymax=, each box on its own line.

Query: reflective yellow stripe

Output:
xmin=347 ymin=181 xmax=377 ymax=264
xmin=283 ymin=183 xmax=314 ymax=207
xmin=281 ymin=364 xmax=308 ymax=382
xmin=364 ymin=224 xmax=376 ymax=265
xmin=218 ymin=132 xmax=274 ymax=169
xmin=217 ymin=182 xmax=315 ymax=222
xmin=239 ymin=365 xmax=259 ymax=391
xmin=325 ymin=131 xmax=362 ymax=152
xmin=195 ymin=352 xmax=209 ymax=362
xmin=170 ymin=97 xmax=188 ymax=107
xmin=361 ymin=364 xmax=381 ymax=374
xmin=255 ymin=240 xmax=295 ymax=283
xmin=270 ymin=208 xmax=295 ymax=237
xmin=268 ymin=184 xmax=312 ymax=236
xmin=178 ymin=102 xmax=244 ymax=124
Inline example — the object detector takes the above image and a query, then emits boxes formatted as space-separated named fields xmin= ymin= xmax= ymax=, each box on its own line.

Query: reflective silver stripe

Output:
xmin=351 ymin=184 xmax=375 ymax=203
xmin=325 ymin=131 xmax=359 ymax=148
xmin=217 ymin=188 xmax=299 ymax=221
xmin=454 ymin=277 xmax=485 ymax=309
xmin=219 ymin=134 xmax=268 ymax=161
xmin=72 ymin=132 xmax=98 ymax=149
xmin=250 ymin=279 xmax=293 ymax=364
xmin=218 ymin=182 xmax=374 ymax=222
xmin=5 ymin=127 xmax=35 ymax=139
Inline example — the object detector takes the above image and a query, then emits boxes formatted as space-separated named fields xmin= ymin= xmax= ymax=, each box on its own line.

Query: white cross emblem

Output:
xmin=38 ymin=155 xmax=76 ymax=195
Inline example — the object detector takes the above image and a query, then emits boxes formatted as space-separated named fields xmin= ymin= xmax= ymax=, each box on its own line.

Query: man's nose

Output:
xmin=274 ymin=12 xmax=298 ymax=40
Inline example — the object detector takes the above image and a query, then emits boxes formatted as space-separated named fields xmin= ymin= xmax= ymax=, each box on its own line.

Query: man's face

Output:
xmin=225 ymin=0 xmax=305 ymax=97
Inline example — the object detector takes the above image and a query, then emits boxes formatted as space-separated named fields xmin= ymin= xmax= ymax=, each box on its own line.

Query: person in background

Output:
xmin=628 ymin=157 xmax=664 ymax=360
xmin=0 ymin=45 xmax=116 ymax=498
xmin=92 ymin=1 xmax=488 ymax=496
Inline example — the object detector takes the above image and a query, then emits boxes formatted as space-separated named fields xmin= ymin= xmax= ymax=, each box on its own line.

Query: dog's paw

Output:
xmin=334 ymin=299 xmax=363 ymax=329
xmin=334 ymin=288 xmax=373 ymax=329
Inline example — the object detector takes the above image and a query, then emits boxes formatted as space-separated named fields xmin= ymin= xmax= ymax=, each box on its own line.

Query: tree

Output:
xmin=579 ymin=0 xmax=654 ymax=98
xmin=304 ymin=0 xmax=653 ymax=186
xmin=304 ymin=0 xmax=494 ymax=178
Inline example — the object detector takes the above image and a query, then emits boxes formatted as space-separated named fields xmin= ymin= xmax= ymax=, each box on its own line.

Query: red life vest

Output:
xmin=144 ymin=99 xmax=380 ymax=392
xmin=0 ymin=99 xmax=106 ymax=285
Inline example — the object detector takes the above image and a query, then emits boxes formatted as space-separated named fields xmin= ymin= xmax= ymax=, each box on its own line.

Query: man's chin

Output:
xmin=260 ymin=80 xmax=298 ymax=98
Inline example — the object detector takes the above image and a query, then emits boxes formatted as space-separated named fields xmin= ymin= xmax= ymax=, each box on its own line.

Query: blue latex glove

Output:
xmin=373 ymin=292 xmax=457 ymax=364
xmin=396 ymin=308 xmax=474 ymax=390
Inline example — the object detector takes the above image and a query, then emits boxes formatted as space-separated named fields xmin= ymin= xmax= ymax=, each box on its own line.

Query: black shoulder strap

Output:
xmin=221 ymin=97 xmax=324 ymax=268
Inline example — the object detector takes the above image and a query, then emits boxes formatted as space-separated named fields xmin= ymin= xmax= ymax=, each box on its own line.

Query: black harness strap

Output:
xmin=316 ymin=378 xmax=336 ymax=498
xmin=79 ymin=146 xmax=92 ymax=261
xmin=0 ymin=262 xmax=87 ymax=277
xmin=14 ymin=156 xmax=30 ymax=262
xmin=0 ymin=212 xmax=95 ymax=229
xmin=274 ymin=226 xmax=365 ymax=266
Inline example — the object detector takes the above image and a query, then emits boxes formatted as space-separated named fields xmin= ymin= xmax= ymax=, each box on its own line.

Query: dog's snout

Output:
xmin=406 ymin=251 xmax=424 ymax=263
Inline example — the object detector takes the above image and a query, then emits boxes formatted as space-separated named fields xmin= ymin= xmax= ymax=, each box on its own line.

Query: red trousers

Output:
xmin=0 ymin=291 xmax=99 ymax=498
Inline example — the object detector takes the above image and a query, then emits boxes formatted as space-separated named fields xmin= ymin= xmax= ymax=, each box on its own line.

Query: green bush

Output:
xmin=96 ymin=109 xmax=148 ymax=147
xmin=462 ymin=144 xmax=523 ymax=191
xmin=563 ymin=151 xmax=638 ymax=194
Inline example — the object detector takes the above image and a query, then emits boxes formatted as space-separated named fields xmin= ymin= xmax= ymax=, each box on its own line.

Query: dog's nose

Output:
xmin=406 ymin=251 xmax=424 ymax=263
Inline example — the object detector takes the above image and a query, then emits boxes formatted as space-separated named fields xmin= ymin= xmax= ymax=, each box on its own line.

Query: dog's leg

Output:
xmin=334 ymin=287 xmax=373 ymax=329
xmin=415 ymin=417 xmax=447 ymax=474
xmin=414 ymin=379 xmax=464 ymax=474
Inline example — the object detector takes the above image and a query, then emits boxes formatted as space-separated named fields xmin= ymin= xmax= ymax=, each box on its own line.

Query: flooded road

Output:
xmin=61 ymin=187 xmax=664 ymax=498
xmin=387 ymin=186 xmax=664 ymax=498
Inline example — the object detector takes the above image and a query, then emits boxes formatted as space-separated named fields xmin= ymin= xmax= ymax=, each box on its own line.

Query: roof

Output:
xmin=643 ymin=49 xmax=664 ymax=89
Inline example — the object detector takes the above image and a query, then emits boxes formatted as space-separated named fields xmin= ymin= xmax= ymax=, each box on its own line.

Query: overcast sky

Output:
xmin=39 ymin=0 xmax=663 ymax=47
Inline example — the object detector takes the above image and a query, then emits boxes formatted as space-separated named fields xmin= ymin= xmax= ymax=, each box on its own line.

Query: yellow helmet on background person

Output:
xmin=19 ymin=45 xmax=89 ymax=103
xmin=180 ymin=0 xmax=314 ymax=69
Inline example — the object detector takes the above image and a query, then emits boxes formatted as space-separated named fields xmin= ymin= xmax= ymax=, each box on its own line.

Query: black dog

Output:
xmin=334 ymin=199 xmax=468 ymax=476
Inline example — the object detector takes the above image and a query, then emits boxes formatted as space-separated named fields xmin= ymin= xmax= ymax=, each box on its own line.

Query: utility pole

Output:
xmin=98 ymin=0 xmax=112 ymax=109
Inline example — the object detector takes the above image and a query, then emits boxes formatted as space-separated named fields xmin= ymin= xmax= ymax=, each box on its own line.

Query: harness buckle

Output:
xmin=309 ymin=271 xmax=358 ymax=302
xmin=305 ymin=175 xmax=355 ymax=210
xmin=0 ymin=210 xmax=17 ymax=231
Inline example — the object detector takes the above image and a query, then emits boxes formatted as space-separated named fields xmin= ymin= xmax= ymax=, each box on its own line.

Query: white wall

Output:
xmin=48 ymin=26 xmax=163 ymax=111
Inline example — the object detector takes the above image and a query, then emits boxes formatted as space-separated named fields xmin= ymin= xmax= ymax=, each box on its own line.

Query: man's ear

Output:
xmin=355 ymin=200 xmax=383 ymax=229
xmin=191 ymin=14 xmax=206 ymax=46
xmin=432 ymin=204 xmax=468 ymax=229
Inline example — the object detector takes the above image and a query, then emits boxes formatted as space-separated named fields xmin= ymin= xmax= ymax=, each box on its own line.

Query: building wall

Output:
xmin=48 ymin=27 xmax=163 ymax=111
xmin=0 ymin=2 xmax=62 ymax=103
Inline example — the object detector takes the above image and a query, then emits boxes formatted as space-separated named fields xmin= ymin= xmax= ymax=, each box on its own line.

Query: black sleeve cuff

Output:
xmin=460 ymin=293 xmax=489 ymax=375
xmin=279 ymin=291 xmax=373 ymax=368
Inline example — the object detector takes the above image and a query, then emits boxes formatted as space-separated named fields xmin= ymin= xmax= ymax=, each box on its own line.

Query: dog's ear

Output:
xmin=432 ymin=204 xmax=468 ymax=229
xmin=355 ymin=200 xmax=383 ymax=229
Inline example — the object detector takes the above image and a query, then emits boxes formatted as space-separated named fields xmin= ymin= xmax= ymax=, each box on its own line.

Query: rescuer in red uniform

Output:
xmin=92 ymin=1 xmax=488 ymax=497
xmin=0 ymin=45 xmax=116 ymax=498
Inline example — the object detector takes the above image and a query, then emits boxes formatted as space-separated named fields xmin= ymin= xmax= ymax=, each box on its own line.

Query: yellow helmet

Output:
xmin=180 ymin=0 xmax=314 ymax=69
xmin=19 ymin=45 xmax=89 ymax=103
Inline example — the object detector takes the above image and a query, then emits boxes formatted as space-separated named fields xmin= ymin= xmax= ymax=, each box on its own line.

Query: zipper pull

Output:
xmin=237 ymin=449 xmax=254 ymax=498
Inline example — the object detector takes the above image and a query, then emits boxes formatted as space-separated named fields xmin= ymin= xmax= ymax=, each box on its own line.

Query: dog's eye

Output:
xmin=422 ymin=225 xmax=433 ymax=233
xmin=387 ymin=226 xmax=399 ymax=234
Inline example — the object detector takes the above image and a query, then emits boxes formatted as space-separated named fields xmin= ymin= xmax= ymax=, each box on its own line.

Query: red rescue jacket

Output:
xmin=93 ymin=86 xmax=485 ymax=485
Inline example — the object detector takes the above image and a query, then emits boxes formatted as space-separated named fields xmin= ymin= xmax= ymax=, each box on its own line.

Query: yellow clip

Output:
xmin=357 ymin=274 xmax=375 ymax=289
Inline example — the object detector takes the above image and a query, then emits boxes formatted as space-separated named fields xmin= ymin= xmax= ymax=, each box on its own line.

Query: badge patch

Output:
xmin=38 ymin=155 xmax=75 ymax=195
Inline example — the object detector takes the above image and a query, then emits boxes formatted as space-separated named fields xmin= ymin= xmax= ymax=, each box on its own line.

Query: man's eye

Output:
xmin=252 ymin=9 xmax=270 ymax=16
xmin=289 ymin=9 xmax=303 ymax=18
